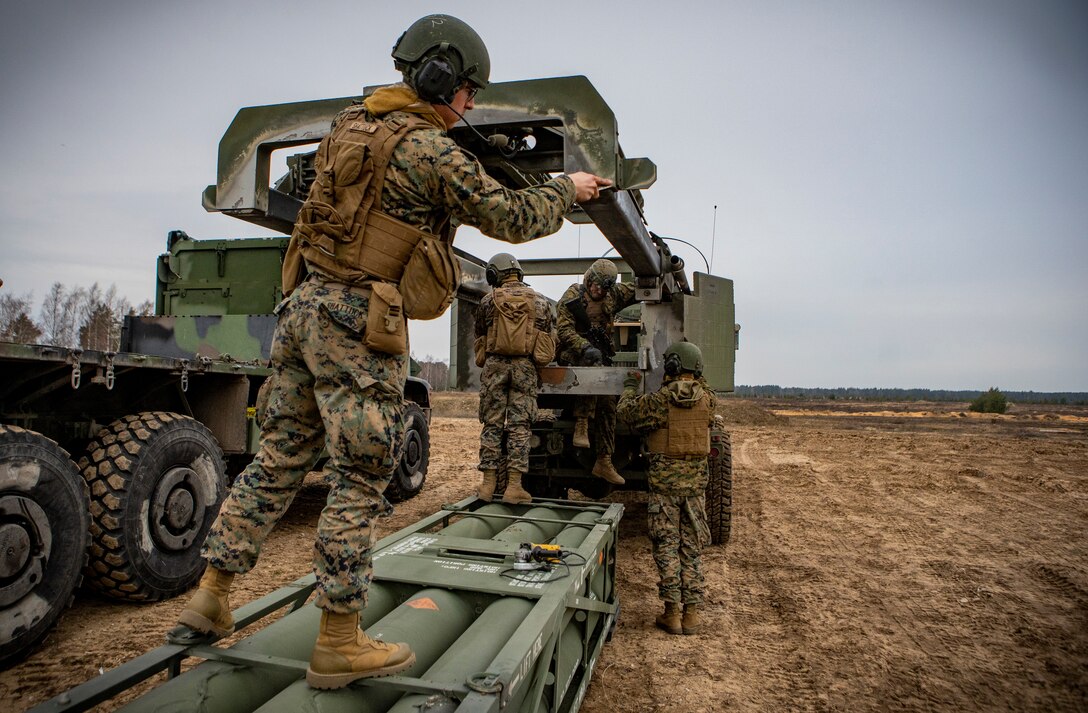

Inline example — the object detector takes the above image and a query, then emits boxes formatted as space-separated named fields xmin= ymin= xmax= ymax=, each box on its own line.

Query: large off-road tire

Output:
xmin=0 ymin=425 xmax=90 ymax=668
xmin=79 ymin=412 xmax=226 ymax=601
xmin=386 ymin=402 xmax=429 ymax=502
xmin=706 ymin=428 xmax=733 ymax=545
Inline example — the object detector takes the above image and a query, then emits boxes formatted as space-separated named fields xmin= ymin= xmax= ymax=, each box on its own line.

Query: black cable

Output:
xmin=441 ymin=99 xmax=520 ymax=159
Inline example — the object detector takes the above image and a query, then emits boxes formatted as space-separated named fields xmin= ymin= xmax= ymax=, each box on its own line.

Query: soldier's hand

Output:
xmin=583 ymin=346 xmax=603 ymax=366
xmin=568 ymin=172 xmax=613 ymax=203
xmin=623 ymin=370 xmax=643 ymax=389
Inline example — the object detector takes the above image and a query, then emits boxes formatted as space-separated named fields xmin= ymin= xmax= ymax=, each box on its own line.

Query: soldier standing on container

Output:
xmin=617 ymin=341 xmax=716 ymax=635
xmin=473 ymin=253 xmax=556 ymax=504
xmin=176 ymin=14 xmax=611 ymax=690
xmin=556 ymin=258 xmax=636 ymax=485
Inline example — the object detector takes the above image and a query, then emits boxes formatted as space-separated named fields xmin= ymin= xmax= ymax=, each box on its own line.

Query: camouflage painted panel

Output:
xmin=126 ymin=315 xmax=275 ymax=363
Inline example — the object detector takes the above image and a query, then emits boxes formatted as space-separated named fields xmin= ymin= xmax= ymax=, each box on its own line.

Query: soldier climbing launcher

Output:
xmin=30 ymin=498 xmax=622 ymax=713
xmin=200 ymin=74 xmax=738 ymax=516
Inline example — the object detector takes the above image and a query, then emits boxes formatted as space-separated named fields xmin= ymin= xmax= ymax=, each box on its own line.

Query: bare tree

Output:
xmin=415 ymin=357 xmax=450 ymax=391
xmin=39 ymin=282 xmax=66 ymax=345
xmin=58 ymin=286 xmax=86 ymax=348
xmin=79 ymin=303 xmax=114 ymax=350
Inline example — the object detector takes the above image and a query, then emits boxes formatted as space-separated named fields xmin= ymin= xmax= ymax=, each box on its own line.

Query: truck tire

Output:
xmin=386 ymin=402 xmax=428 ymax=502
xmin=706 ymin=429 xmax=733 ymax=545
xmin=79 ymin=412 xmax=226 ymax=601
xmin=0 ymin=425 xmax=90 ymax=667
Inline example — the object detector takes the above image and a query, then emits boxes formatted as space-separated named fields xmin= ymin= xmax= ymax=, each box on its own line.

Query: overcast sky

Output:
xmin=1 ymin=1 xmax=1085 ymax=391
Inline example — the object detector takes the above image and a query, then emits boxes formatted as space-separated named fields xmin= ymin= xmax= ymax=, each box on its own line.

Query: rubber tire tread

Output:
xmin=0 ymin=424 xmax=90 ymax=668
xmin=79 ymin=412 xmax=225 ymax=602
xmin=386 ymin=402 xmax=429 ymax=502
xmin=706 ymin=429 xmax=733 ymax=545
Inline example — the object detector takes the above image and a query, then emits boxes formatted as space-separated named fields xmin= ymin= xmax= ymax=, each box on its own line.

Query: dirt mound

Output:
xmin=430 ymin=391 xmax=479 ymax=418
xmin=717 ymin=397 xmax=789 ymax=426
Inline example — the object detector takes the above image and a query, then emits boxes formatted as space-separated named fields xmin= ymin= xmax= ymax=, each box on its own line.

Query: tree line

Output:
xmin=736 ymin=384 xmax=1088 ymax=406
xmin=0 ymin=283 xmax=153 ymax=352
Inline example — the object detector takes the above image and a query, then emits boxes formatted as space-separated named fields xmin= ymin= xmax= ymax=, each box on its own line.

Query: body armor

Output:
xmin=282 ymin=107 xmax=451 ymax=294
xmin=646 ymin=393 xmax=712 ymax=457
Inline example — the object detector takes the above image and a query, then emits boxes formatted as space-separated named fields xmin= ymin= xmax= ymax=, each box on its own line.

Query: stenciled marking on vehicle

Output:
xmin=508 ymin=631 xmax=545 ymax=695
xmin=506 ymin=569 xmax=551 ymax=590
xmin=373 ymin=535 xmax=436 ymax=560
xmin=433 ymin=560 xmax=503 ymax=575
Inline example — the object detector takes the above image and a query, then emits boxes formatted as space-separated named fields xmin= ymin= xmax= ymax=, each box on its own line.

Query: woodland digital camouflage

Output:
xmin=204 ymin=85 xmax=580 ymax=614
xmin=203 ymin=279 xmax=407 ymax=613
xmin=648 ymin=494 xmax=711 ymax=605
xmin=373 ymin=86 xmax=577 ymax=241
xmin=476 ymin=278 xmax=554 ymax=473
xmin=557 ymin=277 xmax=637 ymax=456
xmin=556 ymin=280 xmax=637 ymax=361
xmin=619 ymin=375 xmax=717 ymax=605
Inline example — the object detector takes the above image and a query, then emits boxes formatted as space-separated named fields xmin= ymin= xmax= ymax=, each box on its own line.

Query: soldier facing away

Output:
xmin=617 ymin=341 xmax=717 ymax=635
xmin=474 ymin=253 xmax=556 ymax=504
xmin=175 ymin=13 xmax=611 ymax=690
xmin=556 ymin=258 xmax=637 ymax=485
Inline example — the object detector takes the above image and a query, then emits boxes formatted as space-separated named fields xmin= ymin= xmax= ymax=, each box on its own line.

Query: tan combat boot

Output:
xmin=477 ymin=469 xmax=498 ymax=500
xmin=502 ymin=469 xmax=533 ymax=505
xmin=682 ymin=604 xmax=701 ymax=635
xmin=592 ymin=455 xmax=625 ymax=485
xmin=656 ymin=601 xmax=682 ymax=635
xmin=177 ymin=566 xmax=235 ymax=637
xmin=572 ymin=417 xmax=590 ymax=448
xmin=306 ymin=610 xmax=416 ymax=689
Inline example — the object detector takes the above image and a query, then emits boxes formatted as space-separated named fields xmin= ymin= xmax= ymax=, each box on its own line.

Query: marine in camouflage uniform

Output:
xmin=556 ymin=259 xmax=636 ymax=484
xmin=475 ymin=255 xmax=555 ymax=503
xmin=178 ymin=13 xmax=611 ymax=690
xmin=618 ymin=342 xmax=716 ymax=635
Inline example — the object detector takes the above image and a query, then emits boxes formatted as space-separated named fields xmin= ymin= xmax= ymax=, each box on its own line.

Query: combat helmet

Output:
xmin=485 ymin=253 xmax=523 ymax=286
xmin=392 ymin=14 xmax=490 ymax=103
xmin=663 ymin=341 xmax=704 ymax=378
xmin=583 ymin=259 xmax=618 ymax=290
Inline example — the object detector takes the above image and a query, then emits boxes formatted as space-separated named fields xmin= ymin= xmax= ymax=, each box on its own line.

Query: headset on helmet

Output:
xmin=392 ymin=14 xmax=491 ymax=104
xmin=485 ymin=252 xmax=523 ymax=287
xmin=663 ymin=341 xmax=704 ymax=378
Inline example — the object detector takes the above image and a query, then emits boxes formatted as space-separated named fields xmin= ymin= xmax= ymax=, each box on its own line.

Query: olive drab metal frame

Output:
xmin=29 ymin=497 xmax=622 ymax=713
xmin=197 ymin=75 xmax=737 ymax=398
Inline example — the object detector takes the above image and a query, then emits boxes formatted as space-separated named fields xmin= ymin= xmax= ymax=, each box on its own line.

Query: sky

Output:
xmin=1 ymin=0 xmax=1085 ymax=392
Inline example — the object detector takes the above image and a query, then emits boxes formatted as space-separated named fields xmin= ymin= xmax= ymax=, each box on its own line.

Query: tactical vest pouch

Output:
xmin=363 ymin=282 xmax=407 ymax=355
xmin=281 ymin=236 xmax=308 ymax=296
xmin=646 ymin=398 xmax=712 ymax=457
xmin=400 ymin=233 xmax=460 ymax=320
xmin=473 ymin=336 xmax=487 ymax=368
xmin=531 ymin=331 xmax=556 ymax=366
xmin=486 ymin=289 xmax=535 ymax=356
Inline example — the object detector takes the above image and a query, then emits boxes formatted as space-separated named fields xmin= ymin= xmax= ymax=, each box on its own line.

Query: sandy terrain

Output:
xmin=2 ymin=395 xmax=1086 ymax=711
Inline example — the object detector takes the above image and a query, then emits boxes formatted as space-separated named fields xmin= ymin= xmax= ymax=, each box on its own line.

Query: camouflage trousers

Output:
xmin=203 ymin=278 xmax=407 ymax=614
xmin=573 ymin=395 xmax=618 ymax=456
xmin=648 ymin=491 xmax=711 ymax=605
xmin=478 ymin=355 xmax=537 ymax=473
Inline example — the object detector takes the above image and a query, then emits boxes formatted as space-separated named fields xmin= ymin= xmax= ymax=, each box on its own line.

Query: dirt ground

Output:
xmin=2 ymin=394 xmax=1086 ymax=711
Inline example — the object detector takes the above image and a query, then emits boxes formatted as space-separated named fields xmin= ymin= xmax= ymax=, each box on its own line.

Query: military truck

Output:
xmin=0 ymin=237 xmax=433 ymax=666
xmin=2 ymin=71 xmax=737 ymax=671
xmin=196 ymin=75 xmax=738 ymax=543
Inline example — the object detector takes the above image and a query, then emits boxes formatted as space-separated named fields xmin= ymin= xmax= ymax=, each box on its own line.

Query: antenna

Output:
xmin=709 ymin=205 xmax=718 ymax=273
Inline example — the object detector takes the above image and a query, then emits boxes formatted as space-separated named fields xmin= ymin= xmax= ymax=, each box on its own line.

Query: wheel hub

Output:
xmin=0 ymin=495 xmax=50 ymax=607
xmin=150 ymin=466 xmax=208 ymax=552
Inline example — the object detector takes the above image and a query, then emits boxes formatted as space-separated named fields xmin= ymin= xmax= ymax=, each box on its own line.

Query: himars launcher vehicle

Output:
xmin=9 ymin=75 xmax=737 ymax=712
